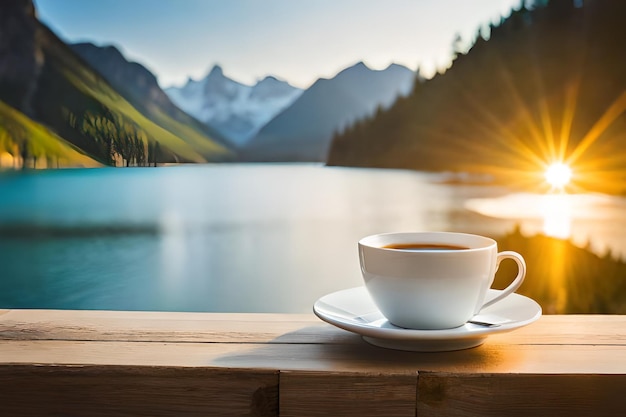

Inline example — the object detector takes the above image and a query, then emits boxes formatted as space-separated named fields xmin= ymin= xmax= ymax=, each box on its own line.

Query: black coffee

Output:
xmin=382 ymin=243 xmax=469 ymax=251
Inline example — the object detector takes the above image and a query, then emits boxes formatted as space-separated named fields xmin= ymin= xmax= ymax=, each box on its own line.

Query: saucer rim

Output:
xmin=313 ymin=286 xmax=542 ymax=341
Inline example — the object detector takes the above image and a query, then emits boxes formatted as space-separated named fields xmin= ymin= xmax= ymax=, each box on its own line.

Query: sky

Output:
xmin=34 ymin=0 xmax=522 ymax=89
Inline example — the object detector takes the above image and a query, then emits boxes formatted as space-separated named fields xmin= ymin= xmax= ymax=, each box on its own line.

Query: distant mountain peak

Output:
xmin=71 ymin=42 xmax=158 ymax=86
xmin=101 ymin=43 xmax=122 ymax=55
xmin=347 ymin=61 xmax=370 ymax=71
xmin=208 ymin=64 xmax=224 ymax=77
xmin=165 ymin=65 xmax=303 ymax=147
xmin=76 ymin=42 xmax=123 ymax=60
xmin=385 ymin=63 xmax=405 ymax=70
xmin=259 ymin=75 xmax=279 ymax=83
xmin=336 ymin=61 xmax=373 ymax=78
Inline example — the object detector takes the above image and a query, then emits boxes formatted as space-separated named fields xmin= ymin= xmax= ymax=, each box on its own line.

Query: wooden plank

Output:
xmin=417 ymin=373 xmax=626 ymax=417
xmin=1 ymin=311 xmax=625 ymax=346
xmin=280 ymin=371 xmax=417 ymax=417
xmin=1 ymin=311 xmax=625 ymax=415
xmin=491 ymin=315 xmax=626 ymax=345
xmin=1 ymin=340 xmax=626 ymax=374
xmin=0 ymin=364 xmax=278 ymax=417
xmin=0 ymin=310 xmax=326 ymax=343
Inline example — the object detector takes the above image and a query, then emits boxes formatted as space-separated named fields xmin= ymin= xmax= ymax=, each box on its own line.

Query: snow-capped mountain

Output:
xmin=165 ymin=66 xmax=303 ymax=147
xmin=243 ymin=62 xmax=416 ymax=162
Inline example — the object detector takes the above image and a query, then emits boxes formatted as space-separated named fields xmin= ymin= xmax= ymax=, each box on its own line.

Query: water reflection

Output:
xmin=540 ymin=193 xmax=572 ymax=239
xmin=159 ymin=211 xmax=187 ymax=294
xmin=465 ymin=192 xmax=626 ymax=258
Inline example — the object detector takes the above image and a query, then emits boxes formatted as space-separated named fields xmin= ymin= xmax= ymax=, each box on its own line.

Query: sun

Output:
xmin=545 ymin=162 xmax=572 ymax=190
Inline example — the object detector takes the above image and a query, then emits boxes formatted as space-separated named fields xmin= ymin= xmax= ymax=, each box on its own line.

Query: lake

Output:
xmin=1 ymin=163 xmax=625 ymax=313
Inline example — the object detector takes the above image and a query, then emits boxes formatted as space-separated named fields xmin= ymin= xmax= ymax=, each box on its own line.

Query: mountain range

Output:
xmin=243 ymin=62 xmax=416 ymax=162
xmin=165 ymin=66 xmax=302 ymax=147
xmin=0 ymin=0 xmax=233 ymax=168
xmin=165 ymin=62 xmax=416 ymax=162
xmin=1 ymin=0 xmax=421 ymax=167
xmin=71 ymin=44 xmax=416 ymax=161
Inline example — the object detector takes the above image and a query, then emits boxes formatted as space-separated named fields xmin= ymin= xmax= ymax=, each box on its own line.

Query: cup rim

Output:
xmin=358 ymin=231 xmax=496 ymax=252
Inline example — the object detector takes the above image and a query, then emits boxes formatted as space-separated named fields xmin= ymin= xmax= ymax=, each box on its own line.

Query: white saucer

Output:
xmin=313 ymin=286 xmax=542 ymax=352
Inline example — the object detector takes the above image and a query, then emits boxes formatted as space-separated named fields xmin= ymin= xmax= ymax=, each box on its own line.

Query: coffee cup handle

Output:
xmin=481 ymin=251 xmax=526 ymax=309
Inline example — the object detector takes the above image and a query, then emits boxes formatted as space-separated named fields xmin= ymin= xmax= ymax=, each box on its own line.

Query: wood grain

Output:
xmin=1 ymin=310 xmax=625 ymax=416
xmin=0 ymin=365 xmax=278 ymax=417
xmin=0 ymin=310 xmax=323 ymax=343
xmin=280 ymin=371 xmax=417 ymax=417
xmin=1 ymin=339 xmax=625 ymax=373
xmin=0 ymin=311 xmax=623 ymax=344
xmin=417 ymin=373 xmax=626 ymax=417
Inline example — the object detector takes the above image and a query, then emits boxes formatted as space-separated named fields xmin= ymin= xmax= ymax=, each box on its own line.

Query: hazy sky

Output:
xmin=34 ymin=0 xmax=521 ymax=89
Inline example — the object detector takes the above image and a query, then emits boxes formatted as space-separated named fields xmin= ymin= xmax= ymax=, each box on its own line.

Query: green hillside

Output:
xmin=36 ymin=25 xmax=232 ymax=165
xmin=0 ymin=1 xmax=234 ymax=167
xmin=69 ymin=42 xmax=235 ymax=161
xmin=327 ymin=0 xmax=626 ymax=194
xmin=0 ymin=100 xmax=98 ymax=168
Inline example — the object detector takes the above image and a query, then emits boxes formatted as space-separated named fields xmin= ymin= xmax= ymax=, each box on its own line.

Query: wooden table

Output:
xmin=1 ymin=310 xmax=625 ymax=416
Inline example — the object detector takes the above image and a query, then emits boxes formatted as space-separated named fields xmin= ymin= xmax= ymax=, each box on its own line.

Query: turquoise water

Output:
xmin=1 ymin=164 xmax=623 ymax=312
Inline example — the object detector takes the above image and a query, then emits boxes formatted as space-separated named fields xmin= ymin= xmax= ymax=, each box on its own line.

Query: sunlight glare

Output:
xmin=545 ymin=162 xmax=572 ymax=190
xmin=540 ymin=193 xmax=572 ymax=239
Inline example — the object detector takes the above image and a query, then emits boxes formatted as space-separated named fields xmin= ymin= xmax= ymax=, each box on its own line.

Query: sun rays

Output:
xmin=442 ymin=22 xmax=626 ymax=196
xmin=465 ymin=76 xmax=625 ymax=194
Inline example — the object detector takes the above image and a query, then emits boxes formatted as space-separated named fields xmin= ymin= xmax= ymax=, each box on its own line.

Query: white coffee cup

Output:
xmin=359 ymin=231 xmax=526 ymax=330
